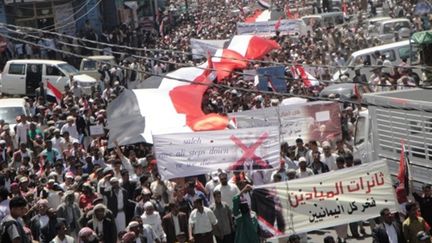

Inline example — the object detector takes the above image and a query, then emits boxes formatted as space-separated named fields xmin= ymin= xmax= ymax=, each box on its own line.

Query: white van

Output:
xmin=1 ymin=59 xmax=96 ymax=96
xmin=79 ymin=56 xmax=116 ymax=80
xmin=332 ymin=40 xmax=421 ymax=82
xmin=368 ymin=18 xmax=412 ymax=43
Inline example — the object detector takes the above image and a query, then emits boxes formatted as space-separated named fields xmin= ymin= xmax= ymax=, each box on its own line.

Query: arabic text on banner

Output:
xmin=252 ymin=160 xmax=398 ymax=237
xmin=153 ymin=126 xmax=280 ymax=180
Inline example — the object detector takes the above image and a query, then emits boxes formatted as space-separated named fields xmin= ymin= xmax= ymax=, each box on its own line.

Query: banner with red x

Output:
xmin=153 ymin=126 xmax=280 ymax=180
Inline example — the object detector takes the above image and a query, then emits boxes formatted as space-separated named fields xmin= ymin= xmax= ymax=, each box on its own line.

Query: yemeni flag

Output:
xmin=274 ymin=17 xmax=282 ymax=32
xmin=46 ymin=81 xmax=62 ymax=104
xmin=397 ymin=141 xmax=410 ymax=194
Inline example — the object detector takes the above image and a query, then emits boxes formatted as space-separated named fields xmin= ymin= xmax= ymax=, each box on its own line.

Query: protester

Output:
xmin=403 ymin=202 xmax=430 ymax=243
xmin=373 ymin=208 xmax=406 ymax=243
xmin=233 ymin=184 xmax=259 ymax=243
xmin=188 ymin=197 xmax=218 ymax=243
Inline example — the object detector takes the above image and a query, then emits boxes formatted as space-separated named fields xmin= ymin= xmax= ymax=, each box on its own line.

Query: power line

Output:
xmin=45 ymin=0 xmax=102 ymax=32
xmin=41 ymin=0 xmax=94 ymax=31
xmin=4 ymin=25 xmax=429 ymax=90
xmin=1 ymin=22 xmax=430 ymax=72
xmin=2 ymin=31 xmax=432 ymax=114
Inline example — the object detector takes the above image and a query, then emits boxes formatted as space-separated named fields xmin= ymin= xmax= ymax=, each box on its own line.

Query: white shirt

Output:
xmin=296 ymin=168 xmax=314 ymax=178
xmin=141 ymin=212 xmax=166 ymax=241
xmin=213 ymin=183 xmax=240 ymax=209
xmin=384 ymin=223 xmax=398 ymax=243
xmin=172 ymin=214 xmax=181 ymax=235
xmin=60 ymin=123 xmax=79 ymax=140
xmin=15 ymin=122 xmax=29 ymax=144
xmin=205 ymin=180 xmax=219 ymax=205
xmin=116 ymin=189 xmax=124 ymax=210
xmin=51 ymin=136 xmax=66 ymax=153
xmin=321 ymin=153 xmax=338 ymax=171
xmin=0 ymin=199 xmax=10 ymax=222
xmin=189 ymin=207 xmax=218 ymax=234
xmin=39 ymin=215 xmax=49 ymax=228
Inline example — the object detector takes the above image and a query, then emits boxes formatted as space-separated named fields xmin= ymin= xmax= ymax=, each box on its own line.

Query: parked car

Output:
xmin=1 ymin=59 xmax=96 ymax=96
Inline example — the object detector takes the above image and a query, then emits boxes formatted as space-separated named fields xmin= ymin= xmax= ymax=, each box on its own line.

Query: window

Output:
xmin=381 ymin=50 xmax=396 ymax=62
xmin=8 ymin=64 xmax=25 ymax=75
xmin=82 ymin=60 xmax=97 ymax=71
xmin=46 ymin=65 xmax=62 ymax=76
xmin=398 ymin=46 xmax=419 ymax=62
xmin=355 ymin=116 xmax=367 ymax=145
xmin=58 ymin=64 xmax=78 ymax=74
xmin=383 ymin=23 xmax=392 ymax=33
xmin=0 ymin=107 xmax=25 ymax=124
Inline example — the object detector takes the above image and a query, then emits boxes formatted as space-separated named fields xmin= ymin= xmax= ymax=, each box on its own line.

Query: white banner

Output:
xmin=236 ymin=19 xmax=307 ymax=36
xmin=190 ymin=38 xmax=229 ymax=59
xmin=253 ymin=160 xmax=398 ymax=236
xmin=53 ymin=2 xmax=76 ymax=36
xmin=229 ymin=101 xmax=341 ymax=145
xmin=153 ymin=127 xmax=280 ymax=179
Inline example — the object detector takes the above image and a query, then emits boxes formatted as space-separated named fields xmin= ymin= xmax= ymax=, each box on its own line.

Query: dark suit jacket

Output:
xmin=162 ymin=212 xmax=189 ymax=243
xmin=29 ymin=214 xmax=43 ymax=241
xmin=102 ymin=187 xmax=134 ymax=223
xmin=372 ymin=222 xmax=406 ymax=243
xmin=87 ymin=217 xmax=117 ymax=243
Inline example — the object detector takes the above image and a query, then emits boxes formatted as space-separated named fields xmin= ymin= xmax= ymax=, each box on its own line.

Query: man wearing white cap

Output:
xmin=141 ymin=201 xmax=166 ymax=242
xmin=60 ymin=116 xmax=79 ymax=141
xmin=102 ymin=177 xmax=130 ymax=234
xmin=295 ymin=157 xmax=314 ymax=179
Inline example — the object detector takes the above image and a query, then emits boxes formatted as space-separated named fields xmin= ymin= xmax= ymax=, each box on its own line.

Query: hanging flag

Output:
xmin=397 ymin=141 xmax=410 ymax=194
xmin=228 ymin=35 xmax=280 ymax=60
xmin=342 ymin=0 xmax=348 ymax=17
xmin=46 ymin=81 xmax=62 ymax=104
xmin=293 ymin=64 xmax=320 ymax=88
xmin=238 ymin=5 xmax=245 ymax=16
xmin=274 ymin=17 xmax=282 ymax=31
xmin=354 ymin=83 xmax=362 ymax=100
xmin=285 ymin=4 xmax=293 ymax=19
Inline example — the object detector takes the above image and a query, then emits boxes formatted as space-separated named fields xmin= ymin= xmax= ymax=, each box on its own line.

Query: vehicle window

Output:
xmin=394 ymin=21 xmax=410 ymax=31
xmin=82 ymin=60 xmax=97 ymax=71
xmin=0 ymin=107 xmax=25 ymax=124
xmin=383 ymin=23 xmax=392 ymax=33
xmin=335 ymin=15 xmax=344 ymax=25
xmin=398 ymin=46 xmax=419 ymax=62
xmin=8 ymin=64 xmax=25 ymax=75
xmin=58 ymin=63 xmax=79 ymax=74
xmin=381 ymin=49 xmax=396 ymax=62
xmin=46 ymin=65 xmax=63 ymax=76
xmin=355 ymin=116 xmax=366 ymax=145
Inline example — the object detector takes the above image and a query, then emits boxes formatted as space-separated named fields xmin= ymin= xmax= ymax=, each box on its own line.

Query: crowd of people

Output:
xmin=0 ymin=0 xmax=432 ymax=242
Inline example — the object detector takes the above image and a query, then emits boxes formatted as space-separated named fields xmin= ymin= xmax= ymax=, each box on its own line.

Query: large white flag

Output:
xmin=153 ymin=127 xmax=280 ymax=179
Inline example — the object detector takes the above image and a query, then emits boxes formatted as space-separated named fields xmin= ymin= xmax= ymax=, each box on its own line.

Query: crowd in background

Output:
xmin=0 ymin=0 xmax=432 ymax=242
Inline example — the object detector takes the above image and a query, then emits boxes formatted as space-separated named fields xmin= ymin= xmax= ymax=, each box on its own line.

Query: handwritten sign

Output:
xmin=253 ymin=160 xmax=397 ymax=236
xmin=90 ymin=125 xmax=105 ymax=137
xmin=229 ymin=101 xmax=341 ymax=144
xmin=153 ymin=127 xmax=280 ymax=180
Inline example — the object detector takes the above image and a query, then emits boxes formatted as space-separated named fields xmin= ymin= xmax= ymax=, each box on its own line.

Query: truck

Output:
xmin=355 ymin=88 xmax=432 ymax=189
